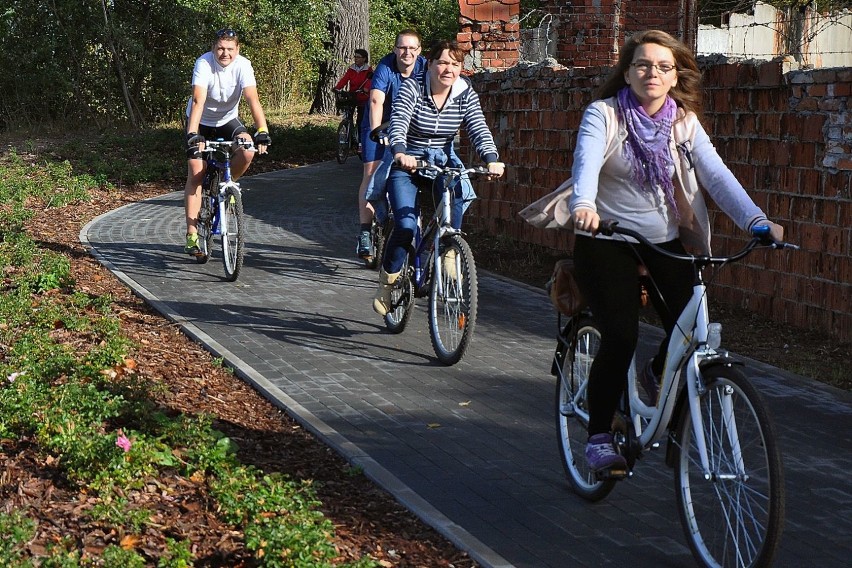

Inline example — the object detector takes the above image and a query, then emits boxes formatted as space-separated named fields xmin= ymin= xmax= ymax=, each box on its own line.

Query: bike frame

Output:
xmin=411 ymin=173 xmax=467 ymax=293
xmin=202 ymin=141 xmax=245 ymax=236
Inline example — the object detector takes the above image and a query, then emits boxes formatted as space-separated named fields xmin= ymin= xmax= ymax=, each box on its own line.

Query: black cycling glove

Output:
xmin=185 ymin=132 xmax=205 ymax=147
xmin=254 ymin=130 xmax=271 ymax=147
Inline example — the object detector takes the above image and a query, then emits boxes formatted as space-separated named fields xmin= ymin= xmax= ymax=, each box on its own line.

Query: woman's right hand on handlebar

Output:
xmin=394 ymin=153 xmax=418 ymax=172
xmin=573 ymin=208 xmax=599 ymax=233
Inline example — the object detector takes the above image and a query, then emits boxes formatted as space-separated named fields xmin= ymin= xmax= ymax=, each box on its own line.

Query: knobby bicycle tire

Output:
xmin=428 ymin=235 xmax=477 ymax=365
xmin=384 ymin=256 xmax=414 ymax=333
xmin=337 ymin=120 xmax=351 ymax=164
xmin=220 ymin=185 xmax=245 ymax=281
xmin=555 ymin=316 xmax=616 ymax=501
xmin=364 ymin=216 xmax=387 ymax=270
xmin=673 ymin=364 xmax=785 ymax=568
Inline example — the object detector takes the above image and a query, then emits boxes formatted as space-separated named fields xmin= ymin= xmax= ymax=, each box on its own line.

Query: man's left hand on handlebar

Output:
xmin=252 ymin=129 xmax=271 ymax=154
xmin=487 ymin=161 xmax=505 ymax=179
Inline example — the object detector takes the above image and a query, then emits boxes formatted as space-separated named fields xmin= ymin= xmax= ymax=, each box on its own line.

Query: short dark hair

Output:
xmin=354 ymin=48 xmax=368 ymax=61
xmin=396 ymin=29 xmax=422 ymax=47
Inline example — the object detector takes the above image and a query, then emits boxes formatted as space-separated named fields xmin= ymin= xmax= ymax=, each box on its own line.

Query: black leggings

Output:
xmin=573 ymin=235 xmax=694 ymax=436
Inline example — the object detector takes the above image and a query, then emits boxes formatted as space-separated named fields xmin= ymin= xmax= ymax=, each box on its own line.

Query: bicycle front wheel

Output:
xmin=673 ymin=364 xmax=785 ymax=568
xmin=336 ymin=121 xmax=350 ymax=164
xmin=428 ymin=235 xmax=477 ymax=365
xmin=220 ymin=185 xmax=245 ymax=282
xmin=555 ymin=317 xmax=616 ymax=501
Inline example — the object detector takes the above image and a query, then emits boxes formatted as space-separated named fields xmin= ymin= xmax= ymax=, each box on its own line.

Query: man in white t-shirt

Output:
xmin=183 ymin=28 xmax=270 ymax=255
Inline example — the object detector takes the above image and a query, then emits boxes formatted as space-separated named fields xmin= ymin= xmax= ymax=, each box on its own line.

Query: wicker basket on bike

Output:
xmin=334 ymin=90 xmax=358 ymax=111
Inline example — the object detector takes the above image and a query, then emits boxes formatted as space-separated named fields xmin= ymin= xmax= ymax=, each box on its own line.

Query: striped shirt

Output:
xmin=388 ymin=76 xmax=499 ymax=164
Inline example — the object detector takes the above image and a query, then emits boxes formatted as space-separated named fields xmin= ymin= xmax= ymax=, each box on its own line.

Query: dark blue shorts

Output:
xmin=359 ymin=119 xmax=386 ymax=163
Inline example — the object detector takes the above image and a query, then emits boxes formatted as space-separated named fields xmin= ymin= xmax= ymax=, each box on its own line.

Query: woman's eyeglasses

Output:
xmin=630 ymin=62 xmax=676 ymax=75
xmin=216 ymin=28 xmax=238 ymax=39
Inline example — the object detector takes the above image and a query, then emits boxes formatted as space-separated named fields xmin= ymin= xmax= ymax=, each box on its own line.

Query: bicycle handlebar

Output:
xmin=596 ymin=219 xmax=798 ymax=265
xmin=369 ymin=121 xmax=389 ymax=144
xmin=411 ymin=160 xmax=491 ymax=177
xmin=200 ymin=138 xmax=255 ymax=157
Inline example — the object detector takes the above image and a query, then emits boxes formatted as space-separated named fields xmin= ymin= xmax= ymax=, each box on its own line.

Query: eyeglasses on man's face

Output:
xmin=630 ymin=61 xmax=676 ymax=75
xmin=395 ymin=45 xmax=420 ymax=52
xmin=216 ymin=28 xmax=238 ymax=39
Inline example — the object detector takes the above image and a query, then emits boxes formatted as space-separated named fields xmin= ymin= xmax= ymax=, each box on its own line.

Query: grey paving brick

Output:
xmin=81 ymin=159 xmax=852 ymax=567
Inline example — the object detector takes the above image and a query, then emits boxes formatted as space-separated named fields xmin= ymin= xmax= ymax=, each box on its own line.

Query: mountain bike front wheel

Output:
xmin=555 ymin=316 xmax=616 ymax=501
xmin=336 ymin=120 xmax=351 ymax=164
xmin=220 ymin=185 xmax=245 ymax=282
xmin=428 ymin=235 xmax=477 ymax=365
xmin=673 ymin=364 xmax=785 ymax=568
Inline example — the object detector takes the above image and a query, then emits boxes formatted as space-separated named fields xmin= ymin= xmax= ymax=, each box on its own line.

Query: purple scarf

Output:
xmin=617 ymin=87 xmax=679 ymax=219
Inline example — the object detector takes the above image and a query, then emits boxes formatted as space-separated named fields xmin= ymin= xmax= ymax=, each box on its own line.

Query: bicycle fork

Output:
xmin=684 ymin=354 xmax=748 ymax=481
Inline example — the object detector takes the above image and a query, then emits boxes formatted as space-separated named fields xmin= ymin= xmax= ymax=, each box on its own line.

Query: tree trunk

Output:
xmin=309 ymin=0 xmax=369 ymax=115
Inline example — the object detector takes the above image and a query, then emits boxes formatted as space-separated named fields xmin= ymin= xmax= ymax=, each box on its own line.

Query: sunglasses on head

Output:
xmin=216 ymin=28 xmax=238 ymax=39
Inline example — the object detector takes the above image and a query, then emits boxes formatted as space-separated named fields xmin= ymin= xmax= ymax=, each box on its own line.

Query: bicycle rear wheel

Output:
xmin=195 ymin=172 xmax=218 ymax=264
xmin=364 ymin=216 xmax=387 ymax=270
xmin=428 ymin=235 xmax=477 ymax=365
xmin=555 ymin=316 xmax=616 ymax=501
xmin=336 ymin=120 xmax=350 ymax=164
xmin=220 ymin=185 xmax=245 ymax=281
xmin=384 ymin=257 xmax=414 ymax=333
xmin=673 ymin=364 xmax=785 ymax=568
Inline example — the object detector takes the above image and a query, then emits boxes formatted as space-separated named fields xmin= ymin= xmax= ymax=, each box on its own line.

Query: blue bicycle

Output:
xmin=195 ymin=138 xmax=253 ymax=281
xmin=383 ymin=161 xmax=492 ymax=365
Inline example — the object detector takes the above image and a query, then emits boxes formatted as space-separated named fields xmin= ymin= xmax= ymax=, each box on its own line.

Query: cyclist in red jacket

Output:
xmin=334 ymin=49 xmax=372 ymax=132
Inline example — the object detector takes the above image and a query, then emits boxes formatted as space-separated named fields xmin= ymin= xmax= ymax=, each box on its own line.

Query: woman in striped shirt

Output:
xmin=373 ymin=40 xmax=504 ymax=316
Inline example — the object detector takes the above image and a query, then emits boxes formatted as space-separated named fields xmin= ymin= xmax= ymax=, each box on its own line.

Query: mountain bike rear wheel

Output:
xmin=195 ymin=172 xmax=218 ymax=264
xmin=428 ymin=235 xmax=477 ymax=365
xmin=336 ymin=120 xmax=350 ymax=164
xmin=673 ymin=364 xmax=785 ymax=568
xmin=384 ymin=258 xmax=414 ymax=333
xmin=555 ymin=317 xmax=616 ymax=501
xmin=220 ymin=185 xmax=245 ymax=281
xmin=364 ymin=216 xmax=386 ymax=270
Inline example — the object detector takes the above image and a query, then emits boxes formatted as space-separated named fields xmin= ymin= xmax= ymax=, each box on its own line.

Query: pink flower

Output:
xmin=7 ymin=371 xmax=25 ymax=383
xmin=116 ymin=433 xmax=132 ymax=453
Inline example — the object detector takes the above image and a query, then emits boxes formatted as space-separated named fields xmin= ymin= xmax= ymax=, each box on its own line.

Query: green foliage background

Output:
xmin=0 ymin=0 xmax=461 ymax=131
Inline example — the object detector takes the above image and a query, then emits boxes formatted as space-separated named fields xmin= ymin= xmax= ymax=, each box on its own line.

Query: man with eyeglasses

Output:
xmin=183 ymin=28 xmax=270 ymax=256
xmin=353 ymin=29 xmax=427 ymax=260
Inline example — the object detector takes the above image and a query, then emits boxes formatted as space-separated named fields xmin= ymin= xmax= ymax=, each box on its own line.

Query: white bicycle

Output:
xmin=554 ymin=220 xmax=797 ymax=568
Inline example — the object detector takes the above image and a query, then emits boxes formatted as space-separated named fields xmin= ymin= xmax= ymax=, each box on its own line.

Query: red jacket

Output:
xmin=335 ymin=65 xmax=372 ymax=105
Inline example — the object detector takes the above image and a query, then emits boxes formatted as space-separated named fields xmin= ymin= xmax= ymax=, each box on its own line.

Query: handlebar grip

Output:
xmin=369 ymin=121 xmax=389 ymax=143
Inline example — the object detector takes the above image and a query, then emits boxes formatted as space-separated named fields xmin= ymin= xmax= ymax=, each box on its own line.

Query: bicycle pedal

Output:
xmin=595 ymin=467 xmax=629 ymax=481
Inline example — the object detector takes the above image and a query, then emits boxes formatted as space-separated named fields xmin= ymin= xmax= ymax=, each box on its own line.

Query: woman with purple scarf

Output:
xmin=569 ymin=30 xmax=785 ymax=473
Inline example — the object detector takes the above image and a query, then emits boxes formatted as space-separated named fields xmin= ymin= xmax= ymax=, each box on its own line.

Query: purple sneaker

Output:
xmin=585 ymin=433 xmax=626 ymax=472
xmin=639 ymin=360 xmax=661 ymax=404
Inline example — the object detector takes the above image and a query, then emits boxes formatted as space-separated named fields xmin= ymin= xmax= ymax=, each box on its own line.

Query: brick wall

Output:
xmin=457 ymin=0 xmax=520 ymax=71
xmin=461 ymin=59 xmax=852 ymax=342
